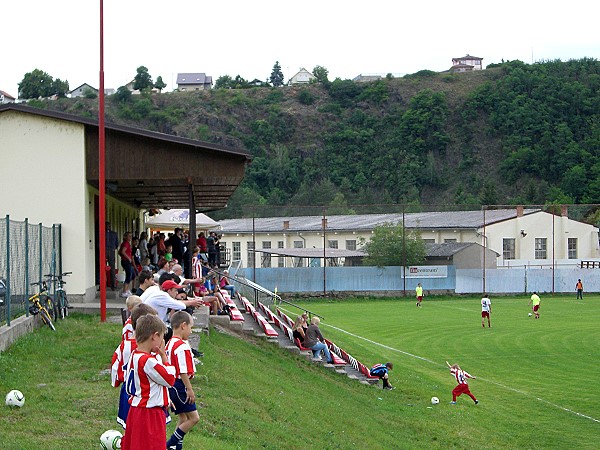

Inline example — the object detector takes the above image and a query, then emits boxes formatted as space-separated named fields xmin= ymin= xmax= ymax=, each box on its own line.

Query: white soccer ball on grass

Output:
xmin=100 ymin=429 xmax=122 ymax=449
xmin=528 ymin=312 xmax=533 ymax=317
xmin=431 ymin=396 xmax=440 ymax=405
xmin=5 ymin=389 xmax=25 ymax=407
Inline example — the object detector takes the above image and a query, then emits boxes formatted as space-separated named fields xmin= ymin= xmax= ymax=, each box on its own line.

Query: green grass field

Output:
xmin=0 ymin=294 xmax=598 ymax=449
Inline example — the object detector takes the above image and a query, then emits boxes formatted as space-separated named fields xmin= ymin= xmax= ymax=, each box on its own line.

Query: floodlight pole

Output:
xmin=98 ymin=0 xmax=107 ymax=322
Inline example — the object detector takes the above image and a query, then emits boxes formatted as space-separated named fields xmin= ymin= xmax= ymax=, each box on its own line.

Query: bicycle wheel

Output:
xmin=39 ymin=308 xmax=56 ymax=331
xmin=59 ymin=291 xmax=69 ymax=319
xmin=42 ymin=295 xmax=57 ymax=322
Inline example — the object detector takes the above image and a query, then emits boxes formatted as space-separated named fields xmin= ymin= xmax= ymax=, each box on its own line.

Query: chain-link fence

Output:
xmin=0 ymin=216 xmax=62 ymax=326
xmin=217 ymin=203 xmax=600 ymax=295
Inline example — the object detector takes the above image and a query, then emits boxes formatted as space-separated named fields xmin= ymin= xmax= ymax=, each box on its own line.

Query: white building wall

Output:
xmin=0 ymin=111 xmax=91 ymax=298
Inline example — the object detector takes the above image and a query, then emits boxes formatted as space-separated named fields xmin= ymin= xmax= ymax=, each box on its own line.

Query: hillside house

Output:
xmin=289 ymin=68 xmax=315 ymax=85
xmin=451 ymin=54 xmax=483 ymax=72
xmin=352 ymin=74 xmax=383 ymax=83
xmin=69 ymin=83 xmax=98 ymax=98
xmin=0 ymin=90 xmax=16 ymax=104
xmin=177 ymin=73 xmax=213 ymax=91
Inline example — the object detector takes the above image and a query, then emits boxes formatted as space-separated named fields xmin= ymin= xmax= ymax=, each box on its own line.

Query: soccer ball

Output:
xmin=100 ymin=429 xmax=122 ymax=449
xmin=528 ymin=313 xmax=533 ymax=317
xmin=5 ymin=389 xmax=25 ymax=407
xmin=431 ymin=396 xmax=440 ymax=405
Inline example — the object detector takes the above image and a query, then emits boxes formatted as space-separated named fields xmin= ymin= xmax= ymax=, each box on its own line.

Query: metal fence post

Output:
xmin=25 ymin=218 xmax=29 ymax=316
xmin=6 ymin=215 xmax=10 ymax=326
xmin=38 ymin=223 xmax=43 ymax=284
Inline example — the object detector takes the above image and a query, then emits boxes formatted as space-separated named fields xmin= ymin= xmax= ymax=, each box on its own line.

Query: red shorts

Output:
xmin=481 ymin=311 xmax=490 ymax=318
xmin=121 ymin=406 xmax=167 ymax=450
xmin=533 ymin=305 xmax=539 ymax=312
xmin=417 ymin=296 xmax=423 ymax=301
xmin=452 ymin=383 xmax=473 ymax=397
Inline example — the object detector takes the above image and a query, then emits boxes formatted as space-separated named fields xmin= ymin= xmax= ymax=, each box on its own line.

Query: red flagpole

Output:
xmin=99 ymin=0 xmax=107 ymax=322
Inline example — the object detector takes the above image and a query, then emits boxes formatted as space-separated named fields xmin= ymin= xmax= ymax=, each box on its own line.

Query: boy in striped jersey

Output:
xmin=446 ymin=361 xmax=478 ymax=405
xmin=111 ymin=303 xmax=158 ymax=429
xmin=121 ymin=295 xmax=143 ymax=341
xmin=121 ymin=314 xmax=176 ymax=450
xmin=166 ymin=311 xmax=199 ymax=450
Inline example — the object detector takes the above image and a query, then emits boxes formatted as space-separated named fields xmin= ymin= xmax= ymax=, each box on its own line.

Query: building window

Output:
xmin=444 ymin=239 xmax=457 ymax=243
xmin=277 ymin=241 xmax=285 ymax=267
xmin=232 ymin=242 xmax=241 ymax=262
xmin=568 ymin=238 xmax=578 ymax=259
xmin=535 ymin=238 xmax=547 ymax=259
xmin=503 ymin=238 xmax=515 ymax=260
xmin=261 ymin=241 xmax=272 ymax=268
xmin=423 ymin=239 xmax=435 ymax=244
xmin=328 ymin=240 xmax=338 ymax=249
xmin=247 ymin=241 xmax=255 ymax=268
xmin=346 ymin=240 xmax=356 ymax=250
xmin=293 ymin=240 xmax=304 ymax=267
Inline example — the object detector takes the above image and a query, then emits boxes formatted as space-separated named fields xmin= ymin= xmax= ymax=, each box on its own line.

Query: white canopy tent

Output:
xmin=144 ymin=209 xmax=219 ymax=230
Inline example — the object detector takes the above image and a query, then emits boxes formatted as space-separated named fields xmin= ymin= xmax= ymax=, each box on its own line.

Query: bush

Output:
xmin=297 ymin=89 xmax=315 ymax=105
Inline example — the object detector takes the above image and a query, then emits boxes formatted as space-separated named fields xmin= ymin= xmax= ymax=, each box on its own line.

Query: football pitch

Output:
xmin=288 ymin=294 xmax=600 ymax=448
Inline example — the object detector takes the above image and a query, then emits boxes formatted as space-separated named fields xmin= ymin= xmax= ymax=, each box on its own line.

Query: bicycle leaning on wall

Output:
xmin=45 ymin=272 xmax=72 ymax=320
xmin=28 ymin=280 xmax=56 ymax=331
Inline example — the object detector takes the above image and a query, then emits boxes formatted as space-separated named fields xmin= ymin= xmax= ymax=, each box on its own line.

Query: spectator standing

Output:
xmin=576 ymin=279 xmax=583 ymax=300
xmin=481 ymin=294 xmax=492 ymax=328
xmin=197 ymin=232 xmax=208 ymax=262
xmin=206 ymin=232 xmax=217 ymax=267
xmin=303 ymin=317 xmax=333 ymax=364
xmin=119 ymin=232 xmax=135 ymax=298
xmin=106 ymin=222 xmax=120 ymax=290
xmin=139 ymin=232 xmax=149 ymax=263
xmin=170 ymin=228 xmax=186 ymax=271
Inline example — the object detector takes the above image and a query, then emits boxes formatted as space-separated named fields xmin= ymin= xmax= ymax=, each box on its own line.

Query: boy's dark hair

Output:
xmin=170 ymin=310 xmax=193 ymax=330
xmin=135 ymin=314 xmax=166 ymax=344
xmin=385 ymin=362 xmax=393 ymax=370
xmin=158 ymin=272 xmax=174 ymax=286
xmin=138 ymin=270 xmax=153 ymax=285
xmin=130 ymin=303 xmax=158 ymax=330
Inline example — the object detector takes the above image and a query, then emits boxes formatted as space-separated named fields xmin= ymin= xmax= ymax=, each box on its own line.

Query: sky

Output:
xmin=2 ymin=1 xmax=599 ymax=97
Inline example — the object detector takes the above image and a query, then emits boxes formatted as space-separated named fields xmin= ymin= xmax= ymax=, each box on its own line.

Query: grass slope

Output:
xmin=0 ymin=295 xmax=598 ymax=449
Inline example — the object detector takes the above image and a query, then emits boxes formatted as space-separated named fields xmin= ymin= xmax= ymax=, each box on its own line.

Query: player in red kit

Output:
xmin=446 ymin=361 xmax=478 ymax=405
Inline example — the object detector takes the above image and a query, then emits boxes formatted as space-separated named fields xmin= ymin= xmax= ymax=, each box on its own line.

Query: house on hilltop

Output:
xmin=352 ymin=74 xmax=383 ymax=83
xmin=177 ymin=73 xmax=213 ymax=91
xmin=69 ymin=83 xmax=98 ymax=98
xmin=289 ymin=68 xmax=315 ymax=85
xmin=0 ymin=90 xmax=16 ymax=104
xmin=451 ymin=54 xmax=483 ymax=73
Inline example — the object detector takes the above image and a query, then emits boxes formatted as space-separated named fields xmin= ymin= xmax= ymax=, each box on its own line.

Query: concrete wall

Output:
xmin=239 ymin=265 xmax=597 ymax=295
xmin=0 ymin=111 xmax=90 ymax=298
xmin=0 ymin=315 xmax=35 ymax=353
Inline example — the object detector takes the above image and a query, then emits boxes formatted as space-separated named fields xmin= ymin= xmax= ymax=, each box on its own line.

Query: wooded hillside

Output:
xmin=40 ymin=59 xmax=600 ymax=218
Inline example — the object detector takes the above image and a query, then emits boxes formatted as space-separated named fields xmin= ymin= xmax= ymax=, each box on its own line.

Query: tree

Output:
xmin=133 ymin=66 xmax=153 ymax=91
xmin=312 ymin=65 xmax=329 ymax=84
xmin=270 ymin=61 xmax=284 ymax=87
xmin=154 ymin=76 xmax=166 ymax=92
xmin=52 ymin=78 xmax=70 ymax=98
xmin=113 ymin=85 xmax=132 ymax=103
xmin=361 ymin=222 xmax=426 ymax=267
xmin=18 ymin=69 xmax=55 ymax=99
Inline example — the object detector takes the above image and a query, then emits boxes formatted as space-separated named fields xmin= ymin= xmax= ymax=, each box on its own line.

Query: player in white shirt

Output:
xmin=481 ymin=294 xmax=492 ymax=328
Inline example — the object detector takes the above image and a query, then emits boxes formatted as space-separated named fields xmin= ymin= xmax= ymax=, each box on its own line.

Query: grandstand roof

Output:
xmin=216 ymin=209 xmax=540 ymax=233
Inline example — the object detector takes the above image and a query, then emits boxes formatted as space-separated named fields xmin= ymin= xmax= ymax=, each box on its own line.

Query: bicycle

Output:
xmin=28 ymin=281 xmax=56 ymax=331
xmin=45 ymin=272 xmax=72 ymax=320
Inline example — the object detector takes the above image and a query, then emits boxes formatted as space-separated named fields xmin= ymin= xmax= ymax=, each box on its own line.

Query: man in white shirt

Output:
xmin=142 ymin=279 xmax=203 ymax=324
xmin=481 ymin=294 xmax=492 ymax=328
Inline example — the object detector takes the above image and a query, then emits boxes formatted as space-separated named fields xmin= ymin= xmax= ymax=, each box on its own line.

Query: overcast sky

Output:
xmin=2 ymin=1 xmax=599 ymax=97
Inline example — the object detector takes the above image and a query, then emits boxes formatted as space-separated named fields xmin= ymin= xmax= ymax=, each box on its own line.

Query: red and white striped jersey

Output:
xmin=122 ymin=318 xmax=133 ymax=341
xmin=125 ymin=350 xmax=176 ymax=408
xmin=110 ymin=337 xmax=137 ymax=387
xmin=166 ymin=337 xmax=196 ymax=379
xmin=450 ymin=367 xmax=474 ymax=385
